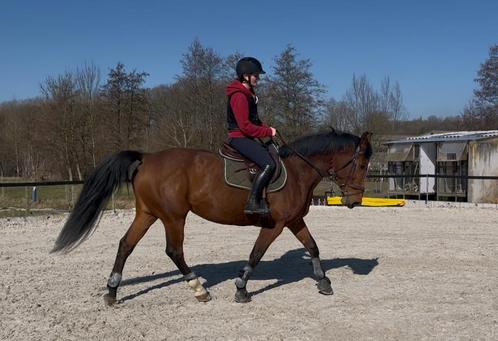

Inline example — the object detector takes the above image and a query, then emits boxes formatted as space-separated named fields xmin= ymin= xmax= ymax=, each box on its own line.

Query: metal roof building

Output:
xmin=385 ymin=130 xmax=498 ymax=203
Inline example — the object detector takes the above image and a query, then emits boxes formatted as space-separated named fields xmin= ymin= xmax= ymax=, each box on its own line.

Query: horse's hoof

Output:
xmin=317 ymin=277 xmax=334 ymax=295
xmin=103 ymin=293 xmax=117 ymax=306
xmin=319 ymin=288 xmax=334 ymax=295
xmin=195 ymin=292 xmax=212 ymax=303
xmin=235 ymin=288 xmax=251 ymax=303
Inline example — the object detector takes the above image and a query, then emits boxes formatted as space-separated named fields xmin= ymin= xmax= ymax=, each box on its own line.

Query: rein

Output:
xmin=276 ymin=132 xmax=326 ymax=178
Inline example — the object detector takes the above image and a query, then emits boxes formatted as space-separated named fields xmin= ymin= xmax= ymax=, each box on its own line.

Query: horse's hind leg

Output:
xmin=104 ymin=210 xmax=157 ymax=306
xmin=162 ymin=216 xmax=211 ymax=302
xmin=287 ymin=218 xmax=333 ymax=295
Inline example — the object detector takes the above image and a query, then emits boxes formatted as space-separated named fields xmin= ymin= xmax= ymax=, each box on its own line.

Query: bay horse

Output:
xmin=52 ymin=129 xmax=373 ymax=304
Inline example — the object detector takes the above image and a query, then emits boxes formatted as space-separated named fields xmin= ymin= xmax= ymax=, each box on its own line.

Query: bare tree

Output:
xmin=221 ymin=52 xmax=243 ymax=81
xmin=343 ymin=74 xmax=379 ymax=134
xmin=379 ymin=76 xmax=405 ymax=125
xmin=75 ymin=62 xmax=101 ymax=168
xmin=0 ymin=108 xmax=8 ymax=176
xmin=149 ymin=83 xmax=199 ymax=149
xmin=0 ymin=102 xmax=24 ymax=177
xmin=40 ymin=71 xmax=83 ymax=180
xmin=0 ymin=99 xmax=53 ymax=179
xmin=338 ymin=74 xmax=407 ymax=135
xmin=322 ymin=98 xmax=355 ymax=132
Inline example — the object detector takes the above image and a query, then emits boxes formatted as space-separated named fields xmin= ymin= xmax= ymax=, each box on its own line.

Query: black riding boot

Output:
xmin=244 ymin=164 xmax=275 ymax=215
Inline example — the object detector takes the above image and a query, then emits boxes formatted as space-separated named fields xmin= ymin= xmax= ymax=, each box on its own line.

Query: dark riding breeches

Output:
xmin=228 ymin=137 xmax=275 ymax=169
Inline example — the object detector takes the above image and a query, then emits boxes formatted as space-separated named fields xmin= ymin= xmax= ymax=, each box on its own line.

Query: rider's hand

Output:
xmin=270 ymin=127 xmax=277 ymax=137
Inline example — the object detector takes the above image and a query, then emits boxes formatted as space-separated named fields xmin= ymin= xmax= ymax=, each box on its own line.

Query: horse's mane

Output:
xmin=279 ymin=130 xmax=362 ymax=158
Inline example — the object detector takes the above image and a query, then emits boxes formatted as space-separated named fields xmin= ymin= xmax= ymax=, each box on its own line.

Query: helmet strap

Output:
xmin=240 ymin=75 xmax=253 ymax=91
xmin=245 ymin=75 xmax=256 ymax=92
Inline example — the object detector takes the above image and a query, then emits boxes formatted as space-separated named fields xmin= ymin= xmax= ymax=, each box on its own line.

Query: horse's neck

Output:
xmin=285 ymin=156 xmax=323 ymax=192
xmin=331 ymin=148 xmax=354 ymax=170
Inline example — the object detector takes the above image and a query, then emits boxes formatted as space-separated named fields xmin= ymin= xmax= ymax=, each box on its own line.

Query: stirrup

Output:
xmin=244 ymin=200 xmax=271 ymax=215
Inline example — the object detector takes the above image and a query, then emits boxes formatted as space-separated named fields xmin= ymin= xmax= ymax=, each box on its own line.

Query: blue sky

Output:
xmin=0 ymin=0 xmax=496 ymax=118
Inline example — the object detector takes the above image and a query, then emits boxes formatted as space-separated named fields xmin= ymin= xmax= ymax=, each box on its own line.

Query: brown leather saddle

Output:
xmin=218 ymin=140 xmax=287 ymax=192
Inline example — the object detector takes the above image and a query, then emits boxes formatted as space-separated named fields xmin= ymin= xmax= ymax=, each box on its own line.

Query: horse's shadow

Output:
xmin=117 ymin=248 xmax=379 ymax=303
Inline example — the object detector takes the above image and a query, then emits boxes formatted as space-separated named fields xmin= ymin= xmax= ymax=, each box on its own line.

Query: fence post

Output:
xmin=65 ymin=184 xmax=69 ymax=209
xmin=435 ymin=172 xmax=438 ymax=202
xmin=0 ymin=171 xmax=4 ymax=199
xmin=402 ymin=175 xmax=406 ymax=199
xmin=425 ymin=174 xmax=429 ymax=205
xmin=71 ymin=184 xmax=75 ymax=208
xmin=32 ymin=186 xmax=38 ymax=202
xmin=25 ymin=186 xmax=30 ymax=214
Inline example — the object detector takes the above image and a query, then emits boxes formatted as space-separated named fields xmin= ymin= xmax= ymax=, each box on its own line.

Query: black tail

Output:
xmin=51 ymin=150 xmax=143 ymax=253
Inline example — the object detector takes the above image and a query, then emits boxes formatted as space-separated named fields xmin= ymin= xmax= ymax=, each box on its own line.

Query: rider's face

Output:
xmin=244 ymin=73 xmax=260 ymax=87
xmin=250 ymin=73 xmax=260 ymax=86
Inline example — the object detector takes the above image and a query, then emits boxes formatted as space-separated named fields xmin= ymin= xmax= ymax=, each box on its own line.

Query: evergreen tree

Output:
xmin=100 ymin=63 xmax=149 ymax=151
xmin=175 ymin=39 xmax=228 ymax=150
xmin=474 ymin=44 xmax=498 ymax=106
xmin=264 ymin=45 xmax=325 ymax=139
xmin=463 ymin=44 xmax=498 ymax=129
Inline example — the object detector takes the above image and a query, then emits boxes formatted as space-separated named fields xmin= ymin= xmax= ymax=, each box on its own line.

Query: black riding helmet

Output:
xmin=236 ymin=57 xmax=266 ymax=81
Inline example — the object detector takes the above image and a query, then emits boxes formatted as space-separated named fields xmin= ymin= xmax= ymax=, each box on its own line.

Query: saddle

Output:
xmin=218 ymin=139 xmax=287 ymax=192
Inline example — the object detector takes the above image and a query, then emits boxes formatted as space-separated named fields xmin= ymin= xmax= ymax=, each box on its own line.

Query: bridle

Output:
xmin=276 ymin=132 xmax=366 ymax=198
xmin=328 ymin=144 xmax=366 ymax=198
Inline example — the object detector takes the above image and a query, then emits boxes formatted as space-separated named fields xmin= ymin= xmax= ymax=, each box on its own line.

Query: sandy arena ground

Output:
xmin=1 ymin=205 xmax=498 ymax=340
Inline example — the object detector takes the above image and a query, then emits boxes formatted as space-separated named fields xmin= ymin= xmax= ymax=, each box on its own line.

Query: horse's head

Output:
xmin=329 ymin=131 xmax=373 ymax=209
xmin=279 ymin=129 xmax=373 ymax=208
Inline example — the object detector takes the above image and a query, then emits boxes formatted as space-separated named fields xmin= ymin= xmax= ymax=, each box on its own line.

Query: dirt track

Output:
xmin=1 ymin=205 xmax=498 ymax=340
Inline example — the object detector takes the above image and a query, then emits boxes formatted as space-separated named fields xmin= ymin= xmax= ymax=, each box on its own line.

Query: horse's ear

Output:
xmin=360 ymin=131 xmax=373 ymax=144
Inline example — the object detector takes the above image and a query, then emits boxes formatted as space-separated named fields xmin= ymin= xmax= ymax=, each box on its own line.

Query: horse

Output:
xmin=51 ymin=129 xmax=373 ymax=304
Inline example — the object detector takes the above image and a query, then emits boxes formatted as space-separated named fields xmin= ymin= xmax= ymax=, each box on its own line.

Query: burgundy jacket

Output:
xmin=226 ymin=80 xmax=272 ymax=138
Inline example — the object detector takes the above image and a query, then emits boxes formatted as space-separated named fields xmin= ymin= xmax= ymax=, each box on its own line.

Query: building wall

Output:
xmin=468 ymin=138 xmax=498 ymax=203
xmin=419 ymin=143 xmax=436 ymax=193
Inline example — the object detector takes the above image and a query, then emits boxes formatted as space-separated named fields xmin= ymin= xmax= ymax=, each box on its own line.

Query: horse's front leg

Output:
xmin=235 ymin=222 xmax=285 ymax=303
xmin=287 ymin=218 xmax=334 ymax=295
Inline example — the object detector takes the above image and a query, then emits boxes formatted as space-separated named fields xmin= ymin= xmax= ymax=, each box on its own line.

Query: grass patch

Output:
xmin=0 ymin=184 xmax=136 ymax=217
xmin=0 ymin=208 xmax=68 ymax=219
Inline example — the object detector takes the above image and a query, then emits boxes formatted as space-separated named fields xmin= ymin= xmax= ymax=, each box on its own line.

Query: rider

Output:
xmin=226 ymin=57 xmax=277 ymax=215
